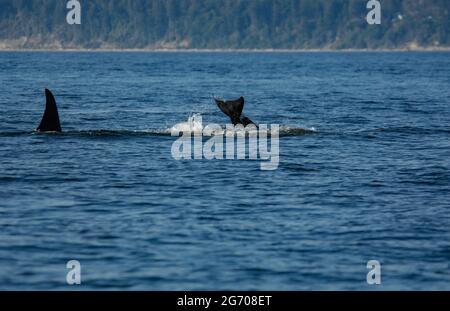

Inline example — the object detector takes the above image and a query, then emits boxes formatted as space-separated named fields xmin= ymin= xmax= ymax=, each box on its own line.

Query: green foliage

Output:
xmin=0 ymin=0 xmax=448 ymax=49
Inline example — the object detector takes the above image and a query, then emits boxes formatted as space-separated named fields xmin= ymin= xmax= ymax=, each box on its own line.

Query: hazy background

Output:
xmin=0 ymin=0 xmax=448 ymax=50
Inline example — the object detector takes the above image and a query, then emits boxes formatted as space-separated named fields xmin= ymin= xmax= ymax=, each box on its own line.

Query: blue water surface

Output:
xmin=0 ymin=51 xmax=449 ymax=290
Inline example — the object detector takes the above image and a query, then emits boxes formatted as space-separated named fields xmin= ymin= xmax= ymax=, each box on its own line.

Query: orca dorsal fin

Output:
xmin=37 ymin=89 xmax=62 ymax=132
xmin=215 ymin=97 xmax=245 ymax=125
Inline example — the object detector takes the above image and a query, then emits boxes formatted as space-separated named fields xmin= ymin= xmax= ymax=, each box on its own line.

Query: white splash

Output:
xmin=170 ymin=113 xmax=204 ymax=135
xmin=169 ymin=114 xmax=317 ymax=137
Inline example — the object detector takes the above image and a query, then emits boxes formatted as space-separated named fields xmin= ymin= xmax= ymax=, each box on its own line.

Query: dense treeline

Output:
xmin=0 ymin=0 xmax=448 ymax=49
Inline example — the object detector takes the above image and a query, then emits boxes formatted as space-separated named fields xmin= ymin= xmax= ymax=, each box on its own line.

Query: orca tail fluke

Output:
xmin=37 ymin=89 xmax=62 ymax=132
xmin=215 ymin=96 xmax=257 ymax=127
xmin=215 ymin=96 xmax=245 ymax=126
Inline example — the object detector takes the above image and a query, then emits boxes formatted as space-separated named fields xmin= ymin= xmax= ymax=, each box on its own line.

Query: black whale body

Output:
xmin=36 ymin=89 xmax=62 ymax=133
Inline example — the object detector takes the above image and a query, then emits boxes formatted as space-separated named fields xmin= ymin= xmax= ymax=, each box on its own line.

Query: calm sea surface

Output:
xmin=0 ymin=51 xmax=449 ymax=290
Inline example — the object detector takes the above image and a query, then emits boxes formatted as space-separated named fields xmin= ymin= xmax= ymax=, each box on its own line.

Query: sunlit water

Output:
xmin=0 ymin=52 xmax=449 ymax=290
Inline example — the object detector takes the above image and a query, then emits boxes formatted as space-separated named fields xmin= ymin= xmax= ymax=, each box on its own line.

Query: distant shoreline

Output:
xmin=0 ymin=48 xmax=450 ymax=53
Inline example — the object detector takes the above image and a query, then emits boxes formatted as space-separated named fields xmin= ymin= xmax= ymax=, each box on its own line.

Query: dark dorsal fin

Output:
xmin=215 ymin=97 xmax=245 ymax=125
xmin=37 ymin=89 xmax=62 ymax=132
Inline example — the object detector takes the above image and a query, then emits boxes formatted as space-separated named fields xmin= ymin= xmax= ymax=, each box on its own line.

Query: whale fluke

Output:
xmin=215 ymin=97 xmax=256 ymax=127
xmin=37 ymin=89 xmax=62 ymax=132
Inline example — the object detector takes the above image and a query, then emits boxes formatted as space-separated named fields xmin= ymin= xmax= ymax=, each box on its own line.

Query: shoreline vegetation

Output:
xmin=1 ymin=1 xmax=448 ymax=53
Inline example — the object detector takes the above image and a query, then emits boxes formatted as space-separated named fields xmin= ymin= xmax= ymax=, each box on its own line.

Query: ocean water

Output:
xmin=0 ymin=51 xmax=449 ymax=290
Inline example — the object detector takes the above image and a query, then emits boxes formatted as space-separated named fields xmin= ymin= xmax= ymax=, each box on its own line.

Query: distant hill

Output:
xmin=0 ymin=0 xmax=448 ymax=50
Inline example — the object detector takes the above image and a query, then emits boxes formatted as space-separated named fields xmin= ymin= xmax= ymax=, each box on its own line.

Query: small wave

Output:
xmin=0 ymin=127 xmax=316 ymax=138
xmin=64 ymin=129 xmax=171 ymax=137
xmin=0 ymin=131 xmax=33 ymax=137
xmin=0 ymin=114 xmax=317 ymax=138
xmin=278 ymin=125 xmax=318 ymax=136
xmin=0 ymin=129 xmax=170 ymax=138
xmin=351 ymin=126 xmax=450 ymax=136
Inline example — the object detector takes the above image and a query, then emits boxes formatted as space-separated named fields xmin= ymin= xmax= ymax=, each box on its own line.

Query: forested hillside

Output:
xmin=0 ymin=0 xmax=448 ymax=49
